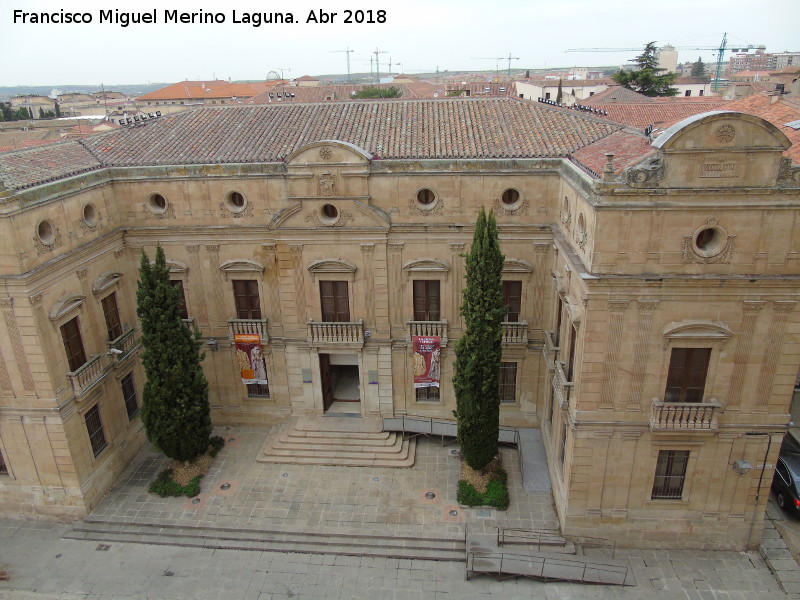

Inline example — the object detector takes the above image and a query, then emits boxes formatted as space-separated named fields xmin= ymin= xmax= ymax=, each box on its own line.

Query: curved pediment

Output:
xmin=268 ymin=200 xmax=390 ymax=230
xmin=49 ymin=294 xmax=85 ymax=321
xmin=663 ymin=320 xmax=732 ymax=348
xmin=402 ymin=259 xmax=451 ymax=274
xmin=286 ymin=140 xmax=373 ymax=167
xmin=92 ymin=271 xmax=123 ymax=295
xmin=165 ymin=260 xmax=189 ymax=273
xmin=503 ymin=258 xmax=533 ymax=273
xmin=308 ymin=259 xmax=357 ymax=281
xmin=219 ymin=259 xmax=265 ymax=276
xmin=653 ymin=112 xmax=790 ymax=153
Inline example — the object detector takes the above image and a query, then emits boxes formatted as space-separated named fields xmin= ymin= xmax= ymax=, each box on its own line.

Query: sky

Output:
xmin=1 ymin=0 xmax=799 ymax=87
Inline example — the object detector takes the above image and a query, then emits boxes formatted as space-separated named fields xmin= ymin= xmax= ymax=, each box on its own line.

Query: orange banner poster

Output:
xmin=412 ymin=336 xmax=441 ymax=388
xmin=234 ymin=333 xmax=268 ymax=385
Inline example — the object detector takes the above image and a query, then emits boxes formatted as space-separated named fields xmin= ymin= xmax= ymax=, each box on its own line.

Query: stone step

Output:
xmin=272 ymin=438 xmax=403 ymax=454
xmin=258 ymin=439 xmax=416 ymax=467
xmin=64 ymin=518 xmax=464 ymax=562
xmin=279 ymin=430 xmax=398 ymax=447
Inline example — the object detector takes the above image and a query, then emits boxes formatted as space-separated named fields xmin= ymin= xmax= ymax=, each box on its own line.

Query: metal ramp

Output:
xmin=466 ymin=529 xmax=636 ymax=587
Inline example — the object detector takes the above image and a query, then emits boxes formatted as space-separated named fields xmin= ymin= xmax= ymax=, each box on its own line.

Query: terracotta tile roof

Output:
xmin=445 ymin=83 xmax=518 ymax=98
xmin=580 ymin=96 xmax=734 ymax=129
xmin=0 ymin=140 xmax=101 ymax=189
xmin=138 ymin=81 xmax=272 ymax=101
xmin=295 ymin=75 xmax=319 ymax=81
xmin=583 ymin=86 xmax=653 ymax=104
xmin=250 ymin=83 xmax=441 ymax=104
xmin=0 ymin=99 xmax=623 ymax=189
xmin=718 ymin=94 xmax=800 ymax=163
xmin=571 ymin=130 xmax=655 ymax=176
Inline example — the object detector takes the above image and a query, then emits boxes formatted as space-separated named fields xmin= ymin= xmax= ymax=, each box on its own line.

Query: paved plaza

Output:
xmin=0 ymin=424 xmax=798 ymax=599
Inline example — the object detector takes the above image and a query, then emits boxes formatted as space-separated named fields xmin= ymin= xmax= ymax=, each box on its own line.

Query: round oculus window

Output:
xmin=501 ymin=188 xmax=520 ymax=206
xmin=694 ymin=227 xmax=726 ymax=256
xmin=226 ymin=191 xmax=246 ymax=212
xmin=320 ymin=203 xmax=339 ymax=223
xmin=416 ymin=188 xmax=436 ymax=206
xmin=82 ymin=203 xmax=97 ymax=226
xmin=37 ymin=220 xmax=55 ymax=245
xmin=147 ymin=193 xmax=167 ymax=213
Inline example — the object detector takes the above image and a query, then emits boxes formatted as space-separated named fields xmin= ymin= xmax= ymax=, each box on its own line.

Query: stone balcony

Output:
xmin=406 ymin=320 xmax=448 ymax=347
xmin=227 ymin=318 xmax=269 ymax=341
xmin=502 ymin=320 xmax=528 ymax=345
xmin=106 ymin=328 xmax=139 ymax=363
xmin=542 ymin=330 xmax=559 ymax=371
xmin=553 ymin=361 xmax=573 ymax=408
xmin=307 ymin=319 xmax=364 ymax=347
xmin=67 ymin=354 xmax=107 ymax=398
xmin=650 ymin=400 xmax=721 ymax=432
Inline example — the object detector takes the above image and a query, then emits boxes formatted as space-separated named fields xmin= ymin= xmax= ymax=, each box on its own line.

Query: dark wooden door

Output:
xmin=320 ymin=354 xmax=334 ymax=411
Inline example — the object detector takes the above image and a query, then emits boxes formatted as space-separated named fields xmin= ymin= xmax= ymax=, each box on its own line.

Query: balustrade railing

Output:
xmin=227 ymin=318 xmax=269 ymax=341
xmin=67 ymin=354 xmax=106 ymax=398
xmin=502 ymin=321 xmax=528 ymax=345
xmin=406 ymin=320 xmax=448 ymax=346
xmin=106 ymin=328 xmax=138 ymax=361
xmin=307 ymin=319 xmax=364 ymax=345
xmin=651 ymin=400 xmax=720 ymax=431
xmin=542 ymin=330 xmax=560 ymax=371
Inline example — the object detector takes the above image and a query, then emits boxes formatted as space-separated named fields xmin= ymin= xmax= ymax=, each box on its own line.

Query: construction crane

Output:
xmin=331 ymin=47 xmax=355 ymax=82
xmin=472 ymin=53 xmax=520 ymax=78
xmin=566 ymin=34 xmax=765 ymax=91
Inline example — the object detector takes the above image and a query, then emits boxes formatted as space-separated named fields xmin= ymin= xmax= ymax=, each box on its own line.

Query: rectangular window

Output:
xmin=247 ymin=383 xmax=270 ymax=398
xmin=684 ymin=90 xmax=691 ymax=96
xmin=502 ymin=281 xmax=522 ymax=322
xmin=171 ymin=280 xmax=189 ymax=320
xmin=665 ymin=348 xmax=711 ymax=403
xmin=121 ymin=373 xmax=139 ymax=420
xmin=101 ymin=292 xmax=123 ymax=341
xmin=652 ymin=450 xmax=689 ymax=500
xmin=233 ymin=280 xmax=261 ymax=320
xmin=559 ymin=422 xmax=567 ymax=465
xmin=415 ymin=386 xmax=440 ymax=402
xmin=554 ymin=296 xmax=563 ymax=347
xmin=0 ymin=448 xmax=7 ymax=475
xmin=566 ymin=326 xmax=577 ymax=383
xmin=60 ymin=316 xmax=87 ymax=372
xmin=320 ymin=281 xmax=350 ymax=322
xmin=84 ymin=404 xmax=108 ymax=457
xmin=413 ymin=280 xmax=440 ymax=321
xmin=499 ymin=362 xmax=517 ymax=404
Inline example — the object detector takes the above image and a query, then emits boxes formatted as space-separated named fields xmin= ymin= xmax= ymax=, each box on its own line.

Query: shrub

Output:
xmin=209 ymin=435 xmax=225 ymax=457
xmin=457 ymin=480 xmax=483 ymax=506
xmin=457 ymin=470 xmax=510 ymax=510
xmin=484 ymin=478 xmax=510 ymax=510
xmin=148 ymin=468 xmax=203 ymax=498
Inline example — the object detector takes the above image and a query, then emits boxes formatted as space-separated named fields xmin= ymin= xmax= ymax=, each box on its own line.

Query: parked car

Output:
xmin=772 ymin=437 xmax=800 ymax=513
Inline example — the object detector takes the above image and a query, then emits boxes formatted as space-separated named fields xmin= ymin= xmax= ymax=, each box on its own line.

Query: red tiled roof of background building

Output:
xmin=1 ymin=98 xmax=626 ymax=189
xmin=717 ymin=94 xmax=800 ymax=163
xmin=138 ymin=81 xmax=274 ymax=101
xmin=250 ymin=82 xmax=442 ymax=104
xmin=583 ymin=86 xmax=653 ymax=104
xmin=571 ymin=130 xmax=656 ymax=175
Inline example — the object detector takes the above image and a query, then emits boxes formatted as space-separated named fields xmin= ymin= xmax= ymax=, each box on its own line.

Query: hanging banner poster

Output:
xmin=412 ymin=336 xmax=441 ymax=388
xmin=234 ymin=334 xmax=268 ymax=385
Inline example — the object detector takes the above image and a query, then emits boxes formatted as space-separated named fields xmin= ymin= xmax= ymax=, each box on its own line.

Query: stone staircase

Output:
xmin=256 ymin=416 xmax=416 ymax=467
xmin=64 ymin=517 xmax=464 ymax=561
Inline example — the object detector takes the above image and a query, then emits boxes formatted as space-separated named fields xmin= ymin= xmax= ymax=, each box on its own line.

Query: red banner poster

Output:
xmin=412 ymin=336 xmax=441 ymax=388
xmin=234 ymin=334 xmax=268 ymax=385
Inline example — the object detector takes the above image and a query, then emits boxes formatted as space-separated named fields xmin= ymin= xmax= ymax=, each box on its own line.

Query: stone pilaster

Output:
xmin=261 ymin=244 xmax=282 ymax=336
xmin=388 ymin=243 xmax=404 ymax=334
xmin=726 ymin=301 xmax=765 ymax=408
xmin=599 ymin=300 xmax=629 ymax=408
xmin=449 ymin=243 xmax=465 ymax=332
xmin=755 ymin=301 xmax=796 ymax=408
xmin=289 ymin=245 xmax=306 ymax=325
xmin=361 ymin=244 xmax=375 ymax=330
xmin=627 ymin=300 xmax=658 ymax=408
xmin=2 ymin=298 xmax=35 ymax=392
xmin=185 ymin=244 xmax=208 ymax=326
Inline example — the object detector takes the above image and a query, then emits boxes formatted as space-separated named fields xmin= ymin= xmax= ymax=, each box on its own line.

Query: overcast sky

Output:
xmin=1 ymin=0 xmax=798 ymax=87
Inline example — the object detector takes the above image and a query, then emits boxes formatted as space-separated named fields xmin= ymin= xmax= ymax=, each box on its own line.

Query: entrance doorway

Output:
xmin=319 ymin=353 xmax=361 ymax=415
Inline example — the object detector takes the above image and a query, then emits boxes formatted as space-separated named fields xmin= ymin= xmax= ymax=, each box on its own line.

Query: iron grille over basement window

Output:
xmin=415 ymin=386 xmax=440 ymax=402
xmin=652 ymin=450 xmax=689 ymax=499
xmin=499 ymin=362 xmax=517 ymax=403
xmin=247 ymin=383 xmax=270 ymax=398
xmin=84 ymin=404 xmax=108 ymax=457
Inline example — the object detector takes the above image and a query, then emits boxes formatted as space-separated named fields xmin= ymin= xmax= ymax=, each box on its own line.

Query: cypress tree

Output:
xmin=137 ymin=246 xmax=211 ymax=462
xmin=454 ymin=208 xmax=505 ymax=471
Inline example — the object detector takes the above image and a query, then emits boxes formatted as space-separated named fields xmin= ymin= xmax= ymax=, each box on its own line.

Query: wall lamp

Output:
xmin=207 ymin=337 xmax=218 ymax=352
xmin=732 ymin=460 xmax=753 ymax=475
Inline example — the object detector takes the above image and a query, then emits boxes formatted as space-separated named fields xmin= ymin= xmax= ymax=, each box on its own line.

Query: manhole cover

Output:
xmin=425 ymin=492 xmax=436 ymax=499
xmin=449 ymin=510 xmax=459 ymax=517
xmin=220 ymin=483 xmax=231 ymax=490
xmin=191 ymin=497 xmax=201 ymax=504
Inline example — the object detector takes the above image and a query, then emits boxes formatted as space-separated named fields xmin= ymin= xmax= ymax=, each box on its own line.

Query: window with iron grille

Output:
xmin=413 ymin=280 xmax=440 ymax=321
xmin=415 ymin=385 xmax=440 ymax=402
xmin=319 ymin=280 xmax=350 ymax=322
xmin=60 ymin=316 xmax=88 ymax=372
xmin=101 ymin=292 xmax=123 ymax=341
xmin=121 ymin=373 xmax=139 ymax=420
xmin=171 ymin=280 xmax=189 ymax=320
xmin=84 ymin=404 xmax=108 ymax=457
xmin=499 ymin=362 xmax=517 ymax=404
xmin=665 ymin=348 xmax=711 ymax=403
xmin=652 ymin=450 xmax=689 ymax=500
xmin=247 ymin=383 xmax=270 ymax=398
xmin=232 ymin=280 xmax=261 ymax=320
xmin=502 ymin=281 xmax=522 ymax=322
xmin=0 ymin=448 xmax=7 ymax=475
